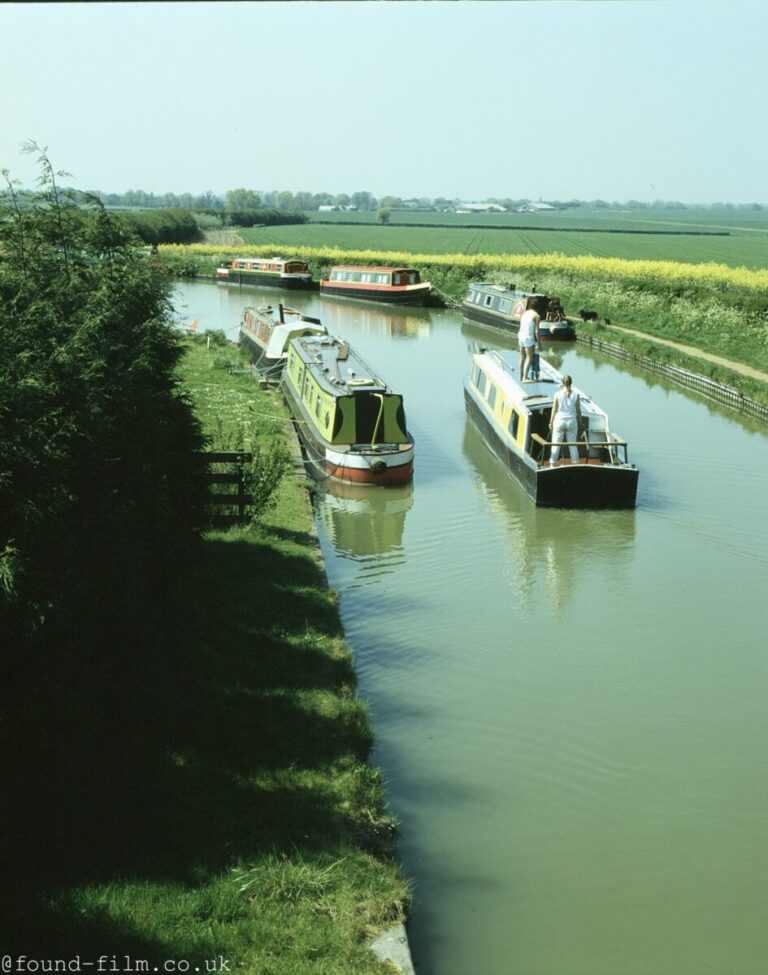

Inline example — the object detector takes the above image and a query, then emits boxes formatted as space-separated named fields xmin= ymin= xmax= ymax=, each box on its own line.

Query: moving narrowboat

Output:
xmin=281 ymin=334 xmax=414 ymax=485
xmin=462 ymin=282 xmax=576 ymax=340
xmin=464 ymin=348 xmax=638 ymax=508
xmin=238 ymin=303 xmax=327 ymax=374
xmin=216 ymin=256 xmax=314 ymax=289
xmin=320 ymin=265 xmax=432 ymax=305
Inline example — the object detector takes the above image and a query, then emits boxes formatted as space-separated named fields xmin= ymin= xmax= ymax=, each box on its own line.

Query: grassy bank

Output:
xmin=2 ymin=336 xmax=409 ymax=972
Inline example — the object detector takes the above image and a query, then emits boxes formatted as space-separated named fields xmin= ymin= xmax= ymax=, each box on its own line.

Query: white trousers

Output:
xmin=550 ymin=415 xmax=579 ymax=464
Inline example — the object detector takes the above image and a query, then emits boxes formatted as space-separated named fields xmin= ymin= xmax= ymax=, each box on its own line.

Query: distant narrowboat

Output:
xmin=320 ymin=265 xmax=432 ymax=305
xmin=462 ymin=282 xmax=576 ymax=340
xmin=281 ymin=334 xmax=414 ymax=485
xmin=238 ymin=303 xmax=326 ymax=374
xmin=464 ymin=348 xmax=638 ymax=508
xmin=216 ymin=256 xmax=314 ymax=289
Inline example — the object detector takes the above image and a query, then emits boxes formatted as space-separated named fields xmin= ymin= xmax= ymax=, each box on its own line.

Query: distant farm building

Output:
xmin=514 ymin=202 xmax=557 ymax=212
xmin=455 ymin=203 xmax=507 ymax=214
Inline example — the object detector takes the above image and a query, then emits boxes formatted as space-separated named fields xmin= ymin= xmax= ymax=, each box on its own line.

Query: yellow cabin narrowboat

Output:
xmin=281 ymin=334 xmax=414 ymax=485
xmin=464 ymin=349 xmax=638 ymax=508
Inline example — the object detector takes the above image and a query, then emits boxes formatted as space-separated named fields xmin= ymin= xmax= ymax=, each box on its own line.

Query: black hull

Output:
xmin=238 ymin=330 xmax=283 ymax=373
xmin=464 ymin=389 xmax=637 ymax=509
xmin=223 ymin=272 xmax=316 ymax=290
xmin=320 ymin=284 xmax=430 ymax=306
xmin=461 ymin=303 xmax=576 ymax=341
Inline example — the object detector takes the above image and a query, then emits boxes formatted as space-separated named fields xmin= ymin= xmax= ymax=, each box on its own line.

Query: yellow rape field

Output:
xmin=163 ymin=244 xmax=768 ymax=293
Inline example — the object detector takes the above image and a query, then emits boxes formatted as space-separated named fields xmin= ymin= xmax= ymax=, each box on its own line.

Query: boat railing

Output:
xmin=530 ymin=432 xmax=630 ymax=466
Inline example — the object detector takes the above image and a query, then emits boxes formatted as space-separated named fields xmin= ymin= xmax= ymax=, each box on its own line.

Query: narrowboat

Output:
xmin=462 ymin=282 xmax=576 ymax=340
xmin=320 ymin=265 xmax=432 ymax=305
xmin=238 ymin=303 xmax=327 ymax=374
xmin=464 ymin=348 xmax=638 ymax=508
xmin=281 ymin=334 xmax=414 ymax=485
xmin=216 ymin=256 xmax=314 ymax=289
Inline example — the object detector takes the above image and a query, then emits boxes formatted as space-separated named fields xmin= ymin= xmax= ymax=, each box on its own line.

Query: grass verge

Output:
xmin=1 ymin=335 xmax=409 ymax=973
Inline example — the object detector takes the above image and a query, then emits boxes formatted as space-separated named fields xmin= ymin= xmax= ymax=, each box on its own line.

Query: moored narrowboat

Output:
xmin=238 ymin=303 xmax=327 ymax=374
xmin=281 ymin=334 xmax=414 ymax=485
xmin=320 ymin=265 xmax=432 ymax=305
xmin=462 ymin=282 xmax=576 ymax=340
xmin=463 ymin=349 xmax=638 ymax=508
xmin=216 ymin=256 xmax=314 ymax=289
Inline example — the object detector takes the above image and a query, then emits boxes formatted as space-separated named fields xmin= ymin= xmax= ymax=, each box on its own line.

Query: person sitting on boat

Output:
xmin=548 ymin=375 xmax=583 ymax=466
xmin=518 ymin=306 xmax=541 ymax=382
xmin=546 ymin=297 xmax=565 ymax=322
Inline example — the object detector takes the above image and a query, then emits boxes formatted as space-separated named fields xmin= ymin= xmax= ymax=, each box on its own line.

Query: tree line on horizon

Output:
xmin=90 ymin=187 xmax=766 ymax=214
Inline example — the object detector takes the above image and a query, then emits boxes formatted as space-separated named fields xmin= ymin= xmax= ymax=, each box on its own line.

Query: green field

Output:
xmin=238 ymin=208 xmax=768 ymax=269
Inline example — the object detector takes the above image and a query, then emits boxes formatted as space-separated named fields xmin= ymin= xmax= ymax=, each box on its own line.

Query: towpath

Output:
xmin=604 ymin=323 xmax=768 ymax=384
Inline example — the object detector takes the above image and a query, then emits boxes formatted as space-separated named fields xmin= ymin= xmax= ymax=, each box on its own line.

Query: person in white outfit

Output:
xmin=518 ymin=307 xmax=541 ymax=381
xmin=549 ymin=374 xmax=583 ymax=466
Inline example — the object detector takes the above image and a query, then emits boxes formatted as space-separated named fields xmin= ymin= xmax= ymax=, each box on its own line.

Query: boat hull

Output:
xmin=320 ymin=283 xmax=432 ymax=306
xmin=218 ymin=270 xmax=315 ymax=290
xmin=282 ymin=378 xmax=414 ymax=486
xmin=461 ymin=301 xmax=576 ymax=341
xmin=464 ymin=386 xmax=637 ymax=509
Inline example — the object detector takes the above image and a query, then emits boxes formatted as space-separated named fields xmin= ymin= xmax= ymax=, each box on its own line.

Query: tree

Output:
xmin=351 ymin=190 xmax=375 ymax=211
xmin=376 ymin=207 xmax=391 ymax=224
xmin=0 ymin=144 xmax=209 ymax=873
xmin=225 ymin=188 xmax=261 ymax=213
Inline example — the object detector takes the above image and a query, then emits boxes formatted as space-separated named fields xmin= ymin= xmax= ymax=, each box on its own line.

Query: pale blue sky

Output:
xmin=1 ymin=1 xmax=765 ymax=203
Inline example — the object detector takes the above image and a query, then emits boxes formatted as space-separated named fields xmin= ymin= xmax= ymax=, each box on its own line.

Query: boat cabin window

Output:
xmin=475 ymin=370 xmax=487 ymax=397
xmin=500 ymin=299 xmax=511 ymax=313
xmin=474 ymin=292 xmax=483 ymax=305
xmin=508 ymin=411 xmax=519 ymax=438
xmin=468 ymin=290 xmax=477 ymax=302
xmin=484 ymin=294 xmax=494 ymax=307
xmin=487 ymin=384 xmax=497 ymax=409
xmin=315 ymin=395 xmax=322 ymax=419
xmin=409 ymin=272 xmax=418 ymax=284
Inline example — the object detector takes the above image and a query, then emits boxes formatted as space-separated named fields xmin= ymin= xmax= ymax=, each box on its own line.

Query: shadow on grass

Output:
xmin=0 ymin=531 xmax=384 ymax=956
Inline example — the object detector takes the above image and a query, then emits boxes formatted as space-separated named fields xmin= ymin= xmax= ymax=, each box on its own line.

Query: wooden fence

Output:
xmin=203 ymin=451 xmax=253 ymax=528
xmin=577 ymin=334 xmax=768 ymax=423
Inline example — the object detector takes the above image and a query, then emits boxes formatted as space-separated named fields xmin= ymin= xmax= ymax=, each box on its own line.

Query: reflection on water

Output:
xmin=318 ymin=297 xmax=432 ymax=339
xmin=462 ymin=420 xmax=635 ymax=617
xmin=315 ymin=480 xmax=412 ymax=583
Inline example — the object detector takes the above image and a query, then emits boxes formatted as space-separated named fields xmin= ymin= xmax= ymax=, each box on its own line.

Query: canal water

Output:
xmin=175 ymin=281 xmax=768 ymax=975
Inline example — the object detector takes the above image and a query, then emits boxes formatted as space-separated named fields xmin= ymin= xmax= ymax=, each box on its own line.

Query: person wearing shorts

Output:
xmin=518 ymin=307 xmax=541 ymax=381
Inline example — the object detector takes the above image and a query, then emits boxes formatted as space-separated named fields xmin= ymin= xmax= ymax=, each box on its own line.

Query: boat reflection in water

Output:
xmin=462 ymin=420 xmax=635 ymax=617
xmin=318 ymin=297 xmax=432 ymax=340
xmin=315 ymin=479 xmax=413 ymax=582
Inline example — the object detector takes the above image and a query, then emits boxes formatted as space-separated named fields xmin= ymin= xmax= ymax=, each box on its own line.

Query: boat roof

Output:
xmin=330 ymin=265 xmax=416 ymax=273
xmin=474 ymin=348 xmax=607 ymax=420
xmin=229 ymin=256 xmax=308 ymax=264
xmin=290 ymin=334 xmax=398 ymax=397
xmin=468 ymin=281 xmax=547 ymax=298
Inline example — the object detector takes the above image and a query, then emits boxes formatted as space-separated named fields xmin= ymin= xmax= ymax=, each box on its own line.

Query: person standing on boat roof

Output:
xmin=549 ymin=374 xmax=583 ymax=466
xmin=518 ymin=305 xmax=541 ymax=381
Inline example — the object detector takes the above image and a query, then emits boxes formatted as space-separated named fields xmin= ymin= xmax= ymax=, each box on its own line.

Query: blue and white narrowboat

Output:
xmin=462 ymin=282 xmax=576 ymax=340
xmin=464 ymin=348 xmax=638 ymax=508
xmin=281 ymin=334 xmax=414 ymax=486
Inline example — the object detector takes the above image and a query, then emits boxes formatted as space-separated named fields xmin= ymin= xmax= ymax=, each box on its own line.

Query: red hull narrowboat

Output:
xmin=320 ymin=265 xmax=432 ymax=306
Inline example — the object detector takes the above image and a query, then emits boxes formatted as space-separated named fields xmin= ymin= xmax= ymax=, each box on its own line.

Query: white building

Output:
xmin=455 ymin=203 xmax=506 ymax=213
